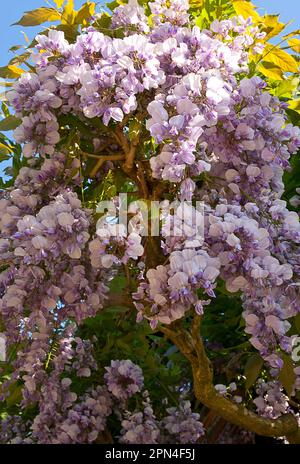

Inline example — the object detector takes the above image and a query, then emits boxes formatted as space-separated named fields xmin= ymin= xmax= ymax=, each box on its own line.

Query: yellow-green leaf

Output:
xmin=260 ymin=15 xmax=286 ymax=40
xmin=232 ymin=0 xmax=260 ymax=22
xmin=283 ymin=29 xmax=300 ymax=40
xmin=288 ymin=98 xmax=300 ymax=113
xmin=54 ymin=0 xmax=65 ymax=8
xmin=7 ymin=65 xmax=24 ymax=77
xmin=0 ymin=81 xmax=13 ymax=88
xmin=273 ymin=77 xmax=299 ymax=98
xmin=288 ymin=38 xmax=300 ymax=54
xmin=128 ymin=119 xmax=142 ymax=141
xmin=0 ymin=142 xmax=12 ymax=156
xmin=13 ymin=8 xmax=61 ymax=27
xmin=9 ymin=53 xmax=31 ymax=68
xmin=263 ymin=45 xmax=299 ymax=73
xmin=189 ymin=0 xmax=204 ymax=7
xmin=258 ymin=61 xmax=284 ymax=80
xmin=75 ymin=2 xmax=96 ymax=25
xmin=0 ymin=65 xmax=24 ymax=79
xmin=62 ymin=0 xmax=76 ymax=25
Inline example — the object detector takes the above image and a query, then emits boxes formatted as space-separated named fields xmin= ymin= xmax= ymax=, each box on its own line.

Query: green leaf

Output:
xmin=55 ymin=24 xmax=79 ymax=43
xmin=9 ymin=53 xmax=31 ymax=68
xmin=295 ymin=313 xmax=300 ymax=333
xmin=244 ymin=353 xmax=264 ymax=391
xmin=279 ymin=354 xmax=296 ymax=396
xmin=75 ymin=2 xmax=96 ymax=25
xmin=0 ymin=141 xmax=13 ymax=156
xmin=0 ymin=148 xmax=11 ymax=160
xmin=105 ymin=306 xmax=129 ymax=314
xmin=9 ymin=45 xmax=22 ymax=52
xmin=0 ymin=116 xmax=21 ymax=131
xmin=286 ymin=108 xmax=300 ymax=126
xmin=94 ymin=12 xmax=112 ymax=31
xmin=109 ymin=275 xmax=127 ymax=294
xmin=128 ymin=119 xmax=142 ymax=141
xmin=2 ymin=102 xmax=10 ymax=118
xmin=13 ymin=8 xmax=61 ymax=26
xmin=273 ymin=77 xmax=299 ymax=98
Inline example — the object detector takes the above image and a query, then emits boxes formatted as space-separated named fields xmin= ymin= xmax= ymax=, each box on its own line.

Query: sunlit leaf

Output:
xmin=189 ymin=0 xmax=204 ymax=8
xmin=258 ymin=61 xmax=284 ymax=80
xmin=128 ymin=119 xmax=142 ymax=141
xmin=0 ymin=65 xmax=24 ymax=79
xmin=260 ymin=15 xmax=286 ymax=40
xmin=13 ymin=8 xmax=61 ymax=27
xmin=0 ymin=143 xmax=12 ymax=156
xmin=272 ymin=77 xmax=299 ymax=98
xmin=232 ymin=0 xmax=260 ymax=22
xmin=54 ymin=0 xmax=65 ymax=8
xmin=288 ymin=98 xmax=300 ymax=113
xmin=9 ymin=53 xmax=31 ymax=68
xmin=189 ymin=0 xmax=204 ymax=5
xmin=75 ymin=2 xmax=96 ymax=25
xmin=62 ymin=0 xmax=76 ymax=25
xmin=288 ymin=38 xmax=300 ymax=54
xmin=283 ymin=29 xmax=300 ymax=40
xmin=262 ymin=45 xmax=299 ymax=73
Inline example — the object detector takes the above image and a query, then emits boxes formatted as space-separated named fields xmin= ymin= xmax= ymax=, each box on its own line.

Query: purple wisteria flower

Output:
xmin=104 ymin=360 xmax=144 ymax=401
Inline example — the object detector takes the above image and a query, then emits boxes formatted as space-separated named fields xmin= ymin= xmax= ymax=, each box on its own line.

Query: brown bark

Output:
xmin=160 ymin=317 xmax=300 ymax=442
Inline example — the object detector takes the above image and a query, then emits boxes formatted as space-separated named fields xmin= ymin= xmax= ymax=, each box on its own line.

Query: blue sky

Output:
xmin=0 ymin=0 xmax=299 ymax=67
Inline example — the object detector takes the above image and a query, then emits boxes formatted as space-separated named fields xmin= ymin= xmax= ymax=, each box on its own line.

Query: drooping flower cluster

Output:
xmin=160 ymin=400 xmax=205 ymax=443
xmin=0 ymin=359 xmax=204 ymax=444
xmin=253 ymin=379 xmax=290 ymax=420
xmin=111 ymin=0 xmax=150 ymax=33
xmin=89 ymin=219 xmax=144 ymax=269
xmin=104 ymin=359 xmax=144 ymax=401
xmin=119 ymin=391 xmax=160 ymax=444
xmin=134 ymin=247 xmax=219 ymax=327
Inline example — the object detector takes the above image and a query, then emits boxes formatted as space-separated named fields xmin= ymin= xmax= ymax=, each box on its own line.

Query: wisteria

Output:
xmin=160 ymin=400 xmax=205 ymax=444
xmin=0 ymin=0 xmax=300 ymax=444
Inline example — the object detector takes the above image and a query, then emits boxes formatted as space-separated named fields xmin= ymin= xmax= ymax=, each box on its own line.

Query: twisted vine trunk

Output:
xmin=160 ymin=317 xmax=300 ymax=444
